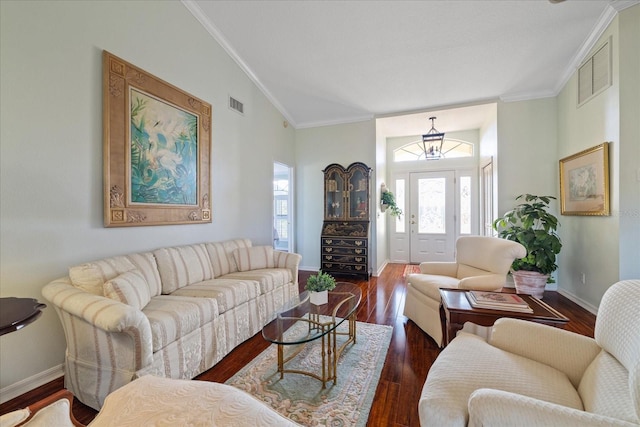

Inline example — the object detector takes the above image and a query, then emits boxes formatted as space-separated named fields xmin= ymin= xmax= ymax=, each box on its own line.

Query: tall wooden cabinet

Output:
xmin=321 ymin=162 xmax=371 ymax=278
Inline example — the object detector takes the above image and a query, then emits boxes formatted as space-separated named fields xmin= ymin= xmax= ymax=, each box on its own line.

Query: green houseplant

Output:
xmin=380 ymin=188 xmax=403 ymax=217
xmin=493 ymin=194 xmax=562 ymax=298
xmin=305 ymin=271 xmax=337 ymax=305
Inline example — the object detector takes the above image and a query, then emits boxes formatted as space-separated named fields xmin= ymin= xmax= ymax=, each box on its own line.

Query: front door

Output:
xmin=409 ymin=171 xmax=456 ymax=263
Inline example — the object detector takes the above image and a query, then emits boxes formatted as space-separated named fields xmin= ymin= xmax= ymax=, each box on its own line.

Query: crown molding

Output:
xmin=180 ymin=0 xmax=298 ymax=129
xmin=295 ymin=114 xmax=374 ymax=129
xmin=552 ymin=2 xmax=637 ymax=96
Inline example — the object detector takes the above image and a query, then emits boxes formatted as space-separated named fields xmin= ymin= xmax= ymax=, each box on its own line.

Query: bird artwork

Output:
xmin=129 ymin=89 xmax=198 ymax=205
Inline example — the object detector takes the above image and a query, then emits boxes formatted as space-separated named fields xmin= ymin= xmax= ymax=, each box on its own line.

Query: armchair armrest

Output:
xmin=458 ymin=274 xmax=505 ymax=291
xmin=42 ymin=278 xmax=153 ymax=369
xmin=489 ymin=318 xmax=601 ymax=387
xmin=274 ymin=251 xmax=302 ymax=285
xmin=468 ymin=388 xmax=637 ymax=427
xmin=420 ymin=261 xmax=457 ymax=277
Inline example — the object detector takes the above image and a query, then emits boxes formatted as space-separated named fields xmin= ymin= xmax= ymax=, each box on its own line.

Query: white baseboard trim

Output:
xmin=0 ymin=364 xmax=64 ymax=404
xmin=374 ymin=260 xmax=388 ymax=277
xmin=299 ymin=266 xmax=319 ymax=272
xmin=558 ymin=289 xmax=599 ymax=315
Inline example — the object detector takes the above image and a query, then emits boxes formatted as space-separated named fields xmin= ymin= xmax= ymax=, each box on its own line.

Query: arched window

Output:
xmin=393 ymin=138 xmax=474 ymax=162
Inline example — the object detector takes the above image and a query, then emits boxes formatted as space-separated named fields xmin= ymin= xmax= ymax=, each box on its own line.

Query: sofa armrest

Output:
xmin=42 ymin=278 xmax=153 ymax=369
xmin=274 ymin=251 xmax=302 ymax=285
xmin=468 ymin=388 xmax=637 ymax=427
xmin=419 ymin=261 xmax=458 ymax=277
xmin=489 ymin=318 xmax=601 ymax=387
xmin=458 ymin=274 xmax=505 ymax=291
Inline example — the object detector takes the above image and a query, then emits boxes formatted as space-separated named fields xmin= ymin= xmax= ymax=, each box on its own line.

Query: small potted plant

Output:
xmin=305 ymin=271 xmax=337 ymax=305
xmin=493 ymin=194 xmax=562 ymax=298
xmin=380 ymin=184 xmax=403 ymax=217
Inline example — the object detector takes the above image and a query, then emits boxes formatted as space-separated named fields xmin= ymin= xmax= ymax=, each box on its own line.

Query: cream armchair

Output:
xmin=419 ymin=279 xmax=640 ymax=427
xmin=404 ymin=236 xmax=526 ymax=347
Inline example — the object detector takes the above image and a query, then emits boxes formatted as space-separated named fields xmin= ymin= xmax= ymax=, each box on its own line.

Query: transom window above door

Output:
xmin=393 ymin=139 xmax=473 ymax=162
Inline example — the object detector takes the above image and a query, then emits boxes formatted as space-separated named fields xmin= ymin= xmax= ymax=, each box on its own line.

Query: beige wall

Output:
xmin=0 ymin=0 xmax=295 ymax=395
xmin=294 ymin=121 xmax=376 ymax=271
xmin=556 ymin=5 xmax=640 ymax=307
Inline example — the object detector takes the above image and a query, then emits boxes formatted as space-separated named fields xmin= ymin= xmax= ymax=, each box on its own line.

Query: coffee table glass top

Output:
xmin=262 ymin=282 xmax=362 ymax=345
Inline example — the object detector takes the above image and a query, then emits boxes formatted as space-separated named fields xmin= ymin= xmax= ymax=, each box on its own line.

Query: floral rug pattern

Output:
xmin=403 ymin=264 xmax=421 ymax=277
xmin=226 ymin=319 xmax=393 ymax=426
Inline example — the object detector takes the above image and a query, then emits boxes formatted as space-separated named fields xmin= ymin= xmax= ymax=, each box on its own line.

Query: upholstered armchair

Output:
xmin=419 ymin=279 xmax=640 ymax=427
xmin=404 ymin=236 xmax=526 ymax=347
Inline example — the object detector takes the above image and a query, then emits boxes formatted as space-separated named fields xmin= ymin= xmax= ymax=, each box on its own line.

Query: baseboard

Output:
xmin=299 ymin=266 xmax=319 ymax=272
xmin=0 ymin=364 xmax=64 ymax=404
xmin=374 ymin=260 xmax=388 ymax=277
xmin=558 ymin=289 xmax=599 ymax=315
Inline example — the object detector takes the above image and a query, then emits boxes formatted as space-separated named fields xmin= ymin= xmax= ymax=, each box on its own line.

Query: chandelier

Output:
xmin=422 ymin=116 xmax=445 ymax=160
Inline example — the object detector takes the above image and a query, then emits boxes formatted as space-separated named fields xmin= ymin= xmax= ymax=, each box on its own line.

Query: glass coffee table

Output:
xmin=262 ymin=282 xmax=361 ymax=388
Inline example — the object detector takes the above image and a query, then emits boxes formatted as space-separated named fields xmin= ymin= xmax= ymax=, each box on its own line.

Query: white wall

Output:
xmin=496 ymin=98 xmax=559 ymax=288
xmin=0 ymin=0 xmax=295 ymax=393
xmin=556 ymin=5 xmax=640 ymax=307
xmin=617 ymin=5 xmax=640 ymax=280
xmin=294 ymin=121 xmax=376 ymax=271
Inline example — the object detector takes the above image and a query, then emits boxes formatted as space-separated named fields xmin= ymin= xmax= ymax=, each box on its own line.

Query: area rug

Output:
xmin=403 ymin=264 xmax=421 ymax=276
xmin=226 ymin=319 xmax=393 ymax=427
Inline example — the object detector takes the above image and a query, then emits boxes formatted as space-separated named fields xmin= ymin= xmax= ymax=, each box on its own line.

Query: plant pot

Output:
xmin=309 ymin=290 xmax=328 ymax=305
xmin=511 ymin=270 xmax=548 ymax=299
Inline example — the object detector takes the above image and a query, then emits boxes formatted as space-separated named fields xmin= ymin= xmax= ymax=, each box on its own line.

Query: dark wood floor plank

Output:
xmin=0 ymin=264 xmax=595 ymax=427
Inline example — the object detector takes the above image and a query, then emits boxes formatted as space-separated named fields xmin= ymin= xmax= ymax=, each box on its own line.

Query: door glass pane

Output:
xmin=395 ymin=179 xmax=405 ymax=233
xmin=460 ymin=176 xmax=471 ymax=234
xmin=418 ymin=178 xmax=445 ymax=234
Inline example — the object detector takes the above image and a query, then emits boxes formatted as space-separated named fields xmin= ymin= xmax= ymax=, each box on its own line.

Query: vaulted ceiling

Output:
xmin=185 ymin=0 xmax=635 ymax=130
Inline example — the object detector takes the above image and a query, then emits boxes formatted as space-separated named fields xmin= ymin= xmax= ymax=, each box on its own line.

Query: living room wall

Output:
xmin=294 ymin=121 xmax=377 ymax=272
xmin=556 ymin=6 xmax=640 ymax=308
xmin=0 ymin=1 xmax=295 ymax=395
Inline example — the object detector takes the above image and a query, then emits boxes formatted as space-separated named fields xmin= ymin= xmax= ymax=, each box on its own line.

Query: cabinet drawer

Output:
xmin=322 ymin=262 xmax=367 ymax=272
xmin=322 ymin=254 xmax=367 ymax=264
xmin=321 ymin=238 xmax=368 ymax=248
xmin=322 ymin=246 xmax=367 ymax=256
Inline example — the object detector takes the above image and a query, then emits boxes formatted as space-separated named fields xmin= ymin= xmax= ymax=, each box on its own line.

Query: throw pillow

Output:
xmin=68 ymin=256 xmax=136 ymax=296
xmin=103 ymin=270 xmax=151 ymax=310
xmin=232 ymin=246 xmax=275 ymax=272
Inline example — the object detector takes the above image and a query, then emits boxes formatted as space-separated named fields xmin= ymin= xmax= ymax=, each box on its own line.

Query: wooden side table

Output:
xmin=439 ymin=288 xmax=569 ymax=346
xmin=0 ymin=297 xmax=47 ymax=336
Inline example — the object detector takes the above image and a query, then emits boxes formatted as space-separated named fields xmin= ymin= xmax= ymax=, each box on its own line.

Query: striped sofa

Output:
xmin=42 ymin=239 xmax=301 ymax=410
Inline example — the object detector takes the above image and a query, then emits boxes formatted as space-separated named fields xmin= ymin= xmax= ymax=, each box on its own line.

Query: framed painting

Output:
xmin=559 ymin=142 xmax=610 ymax=216
xmin=103 ymin=51 xmax=212 ymax=227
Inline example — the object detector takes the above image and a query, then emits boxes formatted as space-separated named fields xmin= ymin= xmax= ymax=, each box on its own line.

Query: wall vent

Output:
xmin=578 ymin=38 xmax=611 ymax=107
xmin=229 ymin=96 xmax=244 ymax=115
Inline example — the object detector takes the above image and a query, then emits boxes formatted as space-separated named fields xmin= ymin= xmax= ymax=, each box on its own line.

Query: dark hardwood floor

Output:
xmin=0 ymin=264 xmax=596 ymax=426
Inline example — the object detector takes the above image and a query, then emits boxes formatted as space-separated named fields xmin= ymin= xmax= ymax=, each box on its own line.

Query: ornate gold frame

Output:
xmin=559 ymin=142 xmax=610 ymax=216
xmin=103 ymin=51 xmax=212 ymax=227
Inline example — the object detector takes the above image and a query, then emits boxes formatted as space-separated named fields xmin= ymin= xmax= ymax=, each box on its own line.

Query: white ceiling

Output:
xmin=185 ymin=0 xmax=636 ymax=132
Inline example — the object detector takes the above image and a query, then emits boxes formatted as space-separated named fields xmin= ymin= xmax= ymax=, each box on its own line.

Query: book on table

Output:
xmin=466 ymin=290 xmax=533 ymax=313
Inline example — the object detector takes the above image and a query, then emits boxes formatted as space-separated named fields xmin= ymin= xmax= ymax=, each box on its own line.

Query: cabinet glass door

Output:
xmin=325 ymin=168 xmax=345 ymax=219
xmin=348 ymin=166 xmax=369 ymax=219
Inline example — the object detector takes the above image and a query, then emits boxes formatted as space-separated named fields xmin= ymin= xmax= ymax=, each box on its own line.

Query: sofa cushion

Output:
xmin=578 ymin=350 xmax=639 ymax=423
xmin=408 ymin=273 xmax=460 ymax=300
xmin=103 ymin=270 xmax=152 ymax=310
xmin=126 ymin=252 xmax=163 ymax=297
xmin=143 ymin=295 xmax=219 ymax=352
xmin=68 ymin=256 xmax=136 ymax=296
xmin=205 ymin=239 xmax=252 ymax=277
xmin=154 ymin=244 xmax=213 ymax=294
xmin=419 ymin=333 xmax=583 ymax=426
xmin=222 ymin=268 xmax=292 ymax=294
xmin=169 ymin=279 xmax=261 ymax=314
xmin=232 ymin=246 xmax=275 ymax=272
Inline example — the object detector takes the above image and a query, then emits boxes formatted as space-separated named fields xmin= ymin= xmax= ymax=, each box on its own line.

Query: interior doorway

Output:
xmin=273 ymin=162 xmax=294 ymax=252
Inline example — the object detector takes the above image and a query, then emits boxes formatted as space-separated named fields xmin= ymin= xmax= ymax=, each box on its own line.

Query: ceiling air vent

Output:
xmin=578 ymin=38 xmax=611 ymax=107
xmin=229 ymin=96 xmax=244 ymax=115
